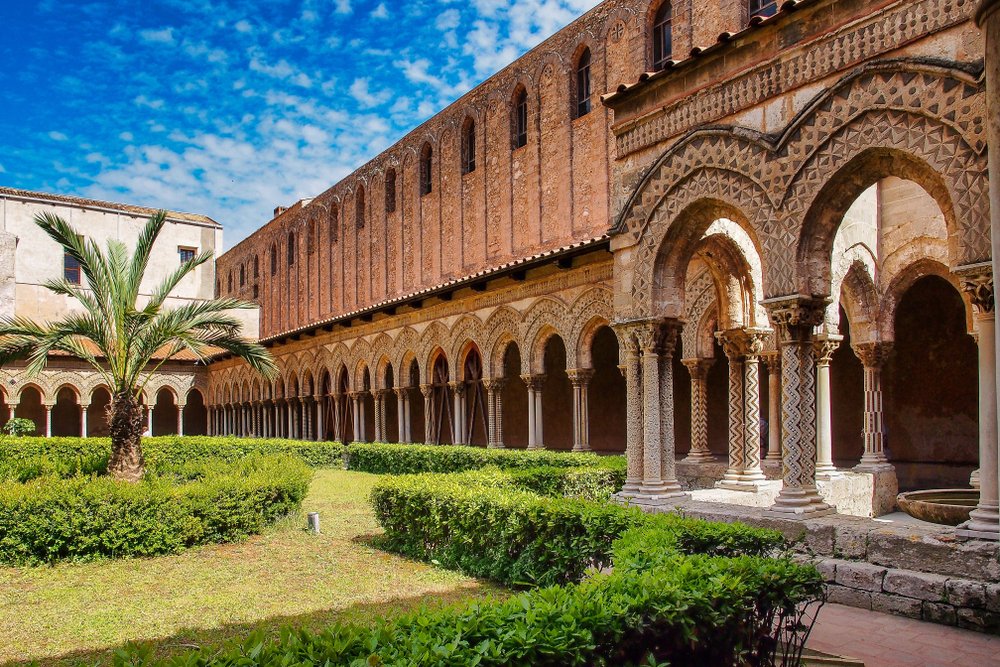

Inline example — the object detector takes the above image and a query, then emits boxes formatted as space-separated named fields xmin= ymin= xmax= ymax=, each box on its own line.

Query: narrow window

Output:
xmin=227 ymin=271 xmax=233 ymax=291
xmin=308 ymin=219 xmax=316 ymax=254
xmin=64 ymin=252 xmax=81 ymax=285
xmin=420 ymin=143 xmax=433 ymax=195
xmin=356 ymin=186 xmax=366 ymax=228
xmin=385 ymin=169 xmax=397 ymax=212
xmin=178 ymin=246 xmax=196 ymax=264
xmin=748 ymin=0 xmax=778 ymax=21
xmin=239 ymin=264 xmax=245 ymax=287
xmin=287 ymin=231 xmax=296 ymax=266
xmin=461 ymin=119 xmax=476 ymax=174
xmin=270 ymin=243 xmax=278 ymax=275
xmin=575 ymin=48 xmax=592 ymax=118
xmin=329 ymin=204 xmax=340 ymax=242
xmin=512 ymin=87 xmax=528 ymax=149
xmin=652 ymin=2 xmax=673 ymax=71
xmin=253 ymin=255 xmax=259 ymax=278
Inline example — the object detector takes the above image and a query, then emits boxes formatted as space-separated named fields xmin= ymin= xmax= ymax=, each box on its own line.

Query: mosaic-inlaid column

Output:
xmin=420 ymin=384 xmax=434 ymax=444
xmin=851 ymin=342 xmax=892 ymax=470
xmin=657 ymin=320 xmax=685 ymax=495
xmin=612 ymin=322 xmax=643 ymax=497
xmin=764 ymin=297 xmax=834 ymax=518
xmin=741 ymin=330 xmax=769 ymax=484
xmin=717 ymin=330 xmax=746 ymax=486
xmin=638 ymin=326 xmax=666 ymax=497
xmin=373 ymin=390 xmax=385 ymax=442
xmin=958 ymin=264 xmax=999 ymax=540
xmin=483 ymin=378 xmax=506 ymax=448
xmin=682 ymin=358 xmax=714 ymax=462
xmin=814 ymin=334 xmax=843 ymax=479
xmin=567 ymin=369 xmax=594 ymax=452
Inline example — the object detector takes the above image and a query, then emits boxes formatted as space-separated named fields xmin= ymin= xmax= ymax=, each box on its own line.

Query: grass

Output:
xmin=0 ymin=469 xmax=499 ymax=666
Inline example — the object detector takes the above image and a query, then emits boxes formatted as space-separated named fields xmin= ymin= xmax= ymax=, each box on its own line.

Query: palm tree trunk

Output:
xmin=107 ymin=390 xmax=145 ymax=482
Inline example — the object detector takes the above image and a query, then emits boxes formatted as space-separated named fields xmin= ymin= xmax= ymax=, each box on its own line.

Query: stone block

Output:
xmin=985 ymin=583 xmax=1000 ymax=612
xmin=835 ymin=561 xmax=887 ymax=592
xmin=801 ymin=522 xmax=836 ymax=556
xmin=815 ymin=558 xmax=837 ymax=582
xmin=872 ymin=592 xmax=923 ymax=619
xmin=956 ymin=607 xmax=1000 ymax=633
xmin=827 ymin=585 xmax=873 ymax=609
xmin=867 ymin=529 xmax=978 ymax=578
xmin=833 ymin=523 xmax=869 ymax=559
xmin=946 ymin=579 xmax=987 ymax=609
xmin=921 ymin=601 xmax=957 ymax=626
xmin=882 ymin=570 xmax=948 ymax=602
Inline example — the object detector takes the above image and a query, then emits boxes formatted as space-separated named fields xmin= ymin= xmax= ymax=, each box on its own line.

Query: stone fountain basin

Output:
xmin=896 ymin=489 xmax=978 ymax=526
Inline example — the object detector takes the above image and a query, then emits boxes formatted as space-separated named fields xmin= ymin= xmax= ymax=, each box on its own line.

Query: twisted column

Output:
xmin=567 ymin=369 xmax=594 ymax=452
xmin=420 ymin=384 xmax=434 ymax=444
xmin=718 ymin=330 xmax=746 ymax=486
xmin=814 ymin=334 xmax=843 ymax=479
xmin=851 ymin=342 xmax=893 ymax=470
xmin=483 ymin=378 xmax=506 ymax=448
xmin=764 ymin=297 xmax=834 ymax=518
xmin=682 ymin=358 xmax=714 ymax=462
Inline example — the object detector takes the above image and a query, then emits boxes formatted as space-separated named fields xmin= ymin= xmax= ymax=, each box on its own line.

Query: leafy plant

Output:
xmin=3 ymin=417 xmax=36 ymax=437
xmin=0 ymin=212 xmax=277 ymax=481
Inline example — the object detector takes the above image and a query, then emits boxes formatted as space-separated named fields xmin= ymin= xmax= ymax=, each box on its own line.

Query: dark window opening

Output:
xmin=512 ymin=88 xmax=528 ymax=149
xmin=575 ymin=48 xmax=592 ymax=118
xmin=178 ymin=246 xmax=196 ymax=264
xmin=462 ymin=120 xmax=476 ymax=174
xmin=287 ymin=232 xmax=296 ymax=266
xmin=420 ymin=144 xmax=433 ymax=195
xmin=64 ymin=252 xmax=81 ymax=285
xmin=652 ymin=2 xmax=673 ymax=71
xmin=748 ymin=0 xmax=779 ymax=21
xmin=385 ymin=169 xmax=397 ymax=212
xmin=356 ymin=187 xmax=366 ymax=228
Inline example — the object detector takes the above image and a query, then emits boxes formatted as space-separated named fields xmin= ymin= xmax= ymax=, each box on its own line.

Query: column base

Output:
xmin=527 ymin=444 xmax=544 ymax=450
xmin=815 ymin=466 xmax=844 ymax=480
xmin=683 ymin=450 xmax=716 ymax=463
xmin=853 ymin=461 xmax=895 ymax=474
xmin=571 ymin=444 xmax=592 ymax=452
xmin=618 ymin=478 xmax=643 ymax=498
xmin=716 ymin=470 xmax=767 ymax=492
xmin=956 ymin=504 xmax=1000 ymax=540
xmin=764 ymin=487 xmax=836 ymax=519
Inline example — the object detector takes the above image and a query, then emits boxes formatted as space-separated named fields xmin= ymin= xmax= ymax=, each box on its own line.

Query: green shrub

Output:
xmin=0 ymin=454 xmax=311 ymax=565
xmin=0 ymin=436 xmax=345 ymax=473
xmin=3 ymin=417 xmax=37 ymax=437
xmin=347 ymin=441 xmax=623 ymax=474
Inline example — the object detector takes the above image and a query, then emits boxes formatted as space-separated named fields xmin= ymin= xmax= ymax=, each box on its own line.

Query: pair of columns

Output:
xmin=613 ymin=318 xmax=687 ymax=503
xmin=715 ymin=328 xmax=770 ymax=490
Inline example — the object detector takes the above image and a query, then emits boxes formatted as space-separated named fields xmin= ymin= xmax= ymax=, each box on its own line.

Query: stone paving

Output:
xmin=807 ymin=603 xmax=1000 ymax=666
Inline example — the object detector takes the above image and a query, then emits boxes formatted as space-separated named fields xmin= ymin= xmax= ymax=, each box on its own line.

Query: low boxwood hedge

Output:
xmin=0 ymin=454 xmax=311 ymax=565
xmin=346 ymin=440 xmax=624 ymax=474
xmin=0 ymin=436 xmax=345 ymax=479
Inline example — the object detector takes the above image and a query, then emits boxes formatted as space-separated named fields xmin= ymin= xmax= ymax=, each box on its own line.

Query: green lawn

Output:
xmin=0 ymin=470 xmax=498 ymax=666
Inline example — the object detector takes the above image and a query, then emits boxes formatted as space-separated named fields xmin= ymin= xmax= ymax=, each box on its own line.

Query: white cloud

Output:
xmin=370 ymin=3 xmax=389 ymax=19
xmin=234 ymin=19 xmax=253 ymax=33
xmin=134 ymin=95 xmax=165 ymax=110
xmin=349 ymin=77 xmax=391 ymax=108
xmin=119 ymin=131 xmax=134 ymax=142
xmin=48 ymin=131 xmax=68 ymax=141
xmin=138 ymin=27 xmax=176 ymax=45
xmin=334 ymin=0 xmax=352 ymax=15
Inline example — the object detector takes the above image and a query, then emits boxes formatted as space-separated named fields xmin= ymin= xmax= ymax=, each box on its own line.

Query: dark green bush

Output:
xmin=0 ymin=454 xmax=311 ymax=565
xmin=346 ymin=440 xmax=623 ymax=474
xmin=0 ymin=436 xmax=344 ymax=478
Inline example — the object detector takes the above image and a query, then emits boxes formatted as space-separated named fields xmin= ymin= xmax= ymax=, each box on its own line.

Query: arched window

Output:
xmin=356 ymin=186 xmax=366 ymax=229
xmin=385 ymin=168 xmax=397 ymax=213
xmin=239 ymin=264 xmax=245 ymax=287
xmin=308 ymin=219 xmax=316 ymax=254
xmin=574 ymin=47 xmax=592 ymax=118
xmin=227 ymin=271 xmax=233 ymax=291
xmin=461 ymin=119 xmax=476 ymax=174
xmin=287 ymin=231 xmax=296 ymax=266
xmin=253 ymin=255 xmax=259 ymax=278
xmin=652 ymin=2 xmax=673 ymax=71
xmin=329 ymin=204 xmax=340 ymax=242
xmin=270 ymin=243 xmax=278 ymax=275
xmin=748 ymin=0 xmax=778 ymax=21
xmin=420 ymin=143 xmax=433 ymax=195
xmin=512 ymin=86 xmax=528 ymax=149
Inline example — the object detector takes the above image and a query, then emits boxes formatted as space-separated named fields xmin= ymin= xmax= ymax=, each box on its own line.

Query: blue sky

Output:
xmin=0 ymin=0 xmax=600 ymax=248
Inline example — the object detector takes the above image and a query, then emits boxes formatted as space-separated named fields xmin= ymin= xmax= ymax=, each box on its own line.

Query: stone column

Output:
xmin=682 ymin=358 xmax=714 ymax=462
xmin=521 ymin=374 xmax=545 ymax=449
xmin=449 ymin=381 xmax=466 ymax=445
xmin=373 ymin=391 xmax=385 ymax=442
xmin=420 ymin=384 xmax=434 ymax=444
xmin=177 ymin=403 xmax=185 ymax=436
xmin=146 ymin=405 xmax=153 ymax=437
xmin=315 ymin=397 xmax=324 ymax=441
xmin=718 ymin=330 xmax=746 ymax=487
xmin=814 ymin=334 xmax=843 ymax=479
xmin=613 ymin=324 xmax=643 ymax=497
xmin=958 ymin=264 xmax=999 ymax=539
xmin=567 ymin=369 xmax=594 ymax=452
xmin=483 ymin=378 xmax=504 ymax=448
xmin=763 ymin=352 xmax=782 ymax=462
xmin=741 ymin=330 xmax=768 ymax=484
xmin=852 ymin=342 xmax=893 ymax=470
xmin=80 ymin=403 xmax=89 ymax=437
xmin=764 ymin=297 xmax=834 ymax=518
xmin=358 ymin=393 xmax=368 ymax=442
xmin=656 ymin=321 xmax=685 ymax=496
xmin=717 ymin=328 xmax=768 ymax=489
xmin=394 ymin=387 xmax=409 ymax=443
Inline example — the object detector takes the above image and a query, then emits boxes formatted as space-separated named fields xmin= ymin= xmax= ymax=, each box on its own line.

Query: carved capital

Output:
xmin=762 ymin=351 xmax=781 ymax=371
xmin=482 ymin=377 xmax=507 ymax=393
xmin=851 ymin=341 xmax=893 ymax=369
xmin=393 ymin=386 xmax=410 ymax=399
xmin=419 ymin=383 xmax=434 ymax=399
xmin=813 ymin=334 xmax=844 ymax=366
xmin=716 ymin=327 xmax=770 ymax=360
xmin=447 ymin=380 xmax=466 ymax=396
xmin=681 ymin=357 xmax=714 ymax=381
xmin=763 ymin=295 xmax=829 ymax=341
xmin=956 ymin=262 xmax=994 ymax=313
xmin=612 ymin=317 xmax=683 ymax=356
xmin=566 ymin=368 xmax=595 ymax=386
xmin=520 ymin=373 xmax=546 ymax=391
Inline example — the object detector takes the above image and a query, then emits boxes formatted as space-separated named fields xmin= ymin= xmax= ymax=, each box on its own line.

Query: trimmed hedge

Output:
xmin=0 ymin=454 xmax=311 ymax=565
xmin=0 ymin=436 xmax=345 ymax=479
xmin=346 ymin=440 xmax=624 ymax=474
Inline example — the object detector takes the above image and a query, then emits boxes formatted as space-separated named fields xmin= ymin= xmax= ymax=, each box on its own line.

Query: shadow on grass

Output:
xmin=5 ymin=583 xmax=504 ymax=667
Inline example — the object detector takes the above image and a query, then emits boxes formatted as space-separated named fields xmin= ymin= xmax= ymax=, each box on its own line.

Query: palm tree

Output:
xmin=0 ymin=211 xmax=276 ymax=481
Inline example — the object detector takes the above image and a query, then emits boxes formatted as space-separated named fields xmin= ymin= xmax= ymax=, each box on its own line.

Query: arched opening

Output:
xmin=573 ymin=47 xmax=592 ymax=118
xmin=501 ymin=342 xmax=528 ymax=449
xmin=419 ymin=144 xmax=433 ymax=195
xmin=320 ymin=371 xmax=334 ymax=440
xmin=408 ymin=359 xmax=425 ymax=443
xmin=286 ymin=231 xmax=296 ymax=266
xmin=461 ymin=346 xmax=487 ymax=446
xmin=588 ymin=326 xmax=626 ymax=452
xmin=384 ymin=364 xmax=398 ymax=442
xmin=89 ymin=387 xmax=111 ymax=437
xmin=184 ymin=389 xmax=208 ymax=436
xmin=429 ymin=353 xmax=452 ymax=444
xmin=356 ymin=186 xmax=366 ymax=229
xmin=153 ymin=388 xmax=179 ymax=436
xmin=830 ymin=306 xmax=865 ymax=466
xmin=887 ymin=275 xmax=977 ymax=490
xmin=0 ymin=390 xmax=9 ymax=427
xmin=51 ymin=386 xmax=81 ymax=437
xmin=461 ymin=119 xmax=476 ymax=174
xmin=511 ymin=85 xmax=528 ymax=149
xmin=385 ymin=169 xmax=397 ymax=213
xmin=651 ymin=2 xmax=673 ymax=71
xmin=540 ymin=335 xmax=573 ymax=450
xmin=336 ymin=367 xmax=352 ymax=444
xmin=15 ymin=386 xmax=45 ymax=436
xmin=362 ymin=367 xmax=375 ymax=442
